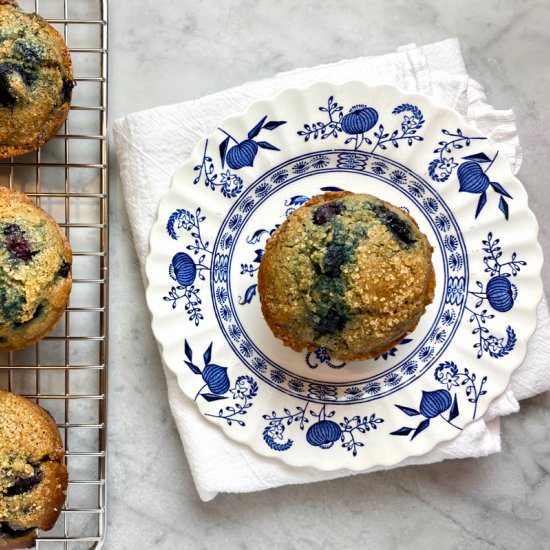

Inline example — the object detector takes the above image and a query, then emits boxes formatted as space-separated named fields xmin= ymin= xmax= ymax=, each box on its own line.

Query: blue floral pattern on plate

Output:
xmin=146 ymin=82 xmax=543 ymax=470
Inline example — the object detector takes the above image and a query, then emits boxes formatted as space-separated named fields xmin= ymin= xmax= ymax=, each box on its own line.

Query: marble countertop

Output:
xmin=106 ymin=1 xmax=550 ymax=548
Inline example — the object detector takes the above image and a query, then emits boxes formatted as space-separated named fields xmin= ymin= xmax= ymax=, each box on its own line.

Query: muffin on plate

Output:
xmin=0 ymin=187 xmax=72 ymax=351
xmin=0 ymin=0 xmax=75 ymax=159
xmin=0 ymin=390 xmax=68 ymax=549
xmin=258 ymin=191 xmax=435 ymax=361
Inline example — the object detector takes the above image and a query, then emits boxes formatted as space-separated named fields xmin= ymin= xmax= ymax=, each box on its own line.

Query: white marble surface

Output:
xmin=106 ymin=1 xmax=550 ymax=549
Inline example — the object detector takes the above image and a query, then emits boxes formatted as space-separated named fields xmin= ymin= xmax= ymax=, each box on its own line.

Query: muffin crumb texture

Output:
xmin=0 ymin=1 xmax=74 ymax=158
xmin=0 ymin=187 xmax=72 ymax=351
xmin=0 ymin=391 xmax=68 ymax=549
xmin=258 ymin=192 xmax=435 ymax=361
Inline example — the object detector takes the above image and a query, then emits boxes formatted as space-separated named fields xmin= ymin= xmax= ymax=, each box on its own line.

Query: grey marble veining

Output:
xmin=106 ymin=1 xmax=550 ymax=548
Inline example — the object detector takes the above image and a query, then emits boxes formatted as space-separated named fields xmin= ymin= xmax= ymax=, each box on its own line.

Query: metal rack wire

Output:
xmin=0 ymin=0 xmax=108 ymax=548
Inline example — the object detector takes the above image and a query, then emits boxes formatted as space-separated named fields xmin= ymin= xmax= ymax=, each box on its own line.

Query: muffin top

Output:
xmin=258 ymin=191 xmax=435 ymax=361
xmin=0 ymin=0 xmax=74 ymax=158
xmin=0 ymin=391 xmax=68 ymax=546
xmin=0 ymin=187 xmax=72 ymax=351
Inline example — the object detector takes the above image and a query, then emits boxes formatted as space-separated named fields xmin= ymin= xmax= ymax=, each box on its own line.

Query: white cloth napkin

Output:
xmin=113 ymin=38 xmax=550 ymax=501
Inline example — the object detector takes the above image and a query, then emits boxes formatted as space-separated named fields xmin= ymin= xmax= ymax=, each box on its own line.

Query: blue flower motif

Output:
xmin=215 ymin=287 xmax=228 ymax=304
xmin=400 ymin=360 xmax=418 ymax=375
xmin=370 ymin=161 xmax=387 ymax=175
xmin=419 ymin=346 xmax=434 ymax=362
xmin=444 ymin=235 xmax=459 ymax=252
xmin=271 ymin=169 xmax=288 ymax=184
xmin=251 ymin=356 xmax=267 ymax=372
xmin=228 ymin=324 xmax=242 ymax=341
xmin=229 ymin=375 xmax=258 ymax=401
xmin=390 ymin=170 xmax=407 ymax=184
xmin=407 ymin=183 xmax=424 ymax=197
xmin=344 ymin=387 xmax=364 ymax=400
xmin=270 ymin=369 xmax=286 ymax=383
xmin=434 ymin=361 xmax=460 ymax=390
xmin=221 ymin=233 xmax=233 ymax=250
xmin=239 ymin=341 xmax=253 ymax=357
xmin=364 ymin=382 xmax=381 ymax=395
xmin=448 ymin=253 xmax=464 ymax=271
xmin=384 ymin=372 xmax=402 ymax=387
xmin=439 ymin=157 xmax=458 ymax=173
xmin=268 ymin=423 xmax=285 ymax=440
xmin=432 ymin=329 xmax=447 ymax=344
xmin=486 ymin=335 xmax=505 ymax=355
xmin=400 ymin=114 xmax=423 ymax=133
xmin=434 ymin=214 xmax=451 ymax=231
xmin=441 ymin=309 xmax=456 ymax=325
xmin=219 ymin=304 xmax=232 ymax=321
xmin=423 ymin=197 xmax=438 ymax=213
xmin=292 ymin=160 xmax=310 ymax=174
xmin=220 ymin=170 xmax=244 ymax=198
xmin=239 ymin=197 xmax=255 ymax=213
xmin=255 ymin=181 xmax=271 ymax=197
xmin=288 ymin=379 xmax=304 ymax=393
xmin=228 ymin=214 xmax=243 ymax=230
xmin=311 ymin=155 xmax=329 ymax=168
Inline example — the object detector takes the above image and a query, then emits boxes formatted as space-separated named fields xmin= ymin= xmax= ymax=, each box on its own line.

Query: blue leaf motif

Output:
xmin=395 ymin=405 xmax=420 ymax=416
xmin=490 ymin=181 xmax=512 ymax=199
xmin=462 ymin=152 xmax=491 ymax=163
xmin=475 ymin=192 xmax=487 ymax=218
xmin=256 ymin=141 xmax=280 ymax=151
xmin=263 ymin=120 xmax=287 ymax=131
xmin=239 ymin=284 xmax=258 ymax=305
xmin=499 ymin=196 xmax=509 ymax=220
xmin=203 ymin=342 xmax=212 ymax=365
xmin=391 ymin=426 xmax=414 ymax=436
xmin=448 ymin=394 xmax=459 ymax=421
xmin=248 ymin=116 xmax=267 ymax=140
xmin=411 ymin=418 xmax=431 ymax=440
xmin=219 ymin=136 xmax=230 ymax=168
xmin=184 ymin=360 xmax=201 ymax=375
xmin=201 ymin=393 xmax=227 ymax=402
xmin=184 ymin=339 xmax=193 ymax=361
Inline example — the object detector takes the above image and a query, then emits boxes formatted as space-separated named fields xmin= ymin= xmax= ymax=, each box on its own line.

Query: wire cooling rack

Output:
xmin=0 ymin=0 xmax=108 ymax=548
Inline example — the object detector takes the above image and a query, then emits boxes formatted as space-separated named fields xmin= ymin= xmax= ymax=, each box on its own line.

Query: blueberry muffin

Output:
xmin=258 ymin=192 xmax=435 ymax=361
xmin=0 ymin=187 xmax=72 ymax=351
xmin=0 ymin=0 xmax=75 ymax=159
xmin=0 ymin=391 xmax=68 ymax=549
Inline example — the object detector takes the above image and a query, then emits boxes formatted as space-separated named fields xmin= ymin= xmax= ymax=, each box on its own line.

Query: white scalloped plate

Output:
xmin=145 ymin=82 xmax=543 ymax=471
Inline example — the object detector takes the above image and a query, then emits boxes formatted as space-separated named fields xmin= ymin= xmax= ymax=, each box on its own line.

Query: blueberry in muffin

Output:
xmin=0 ymin=0 xmax=75 ymax=159
xmin=258 ymin=191 xmax=435 ymax=361
xmin=0 ymin=390 xmax=68 ymax=549
xmin=0 ymin=187 xmax=72 ymax=351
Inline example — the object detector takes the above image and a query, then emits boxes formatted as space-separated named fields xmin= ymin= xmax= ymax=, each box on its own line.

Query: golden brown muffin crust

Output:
xmin=0 ymin=1 xmax=74 ymax=159
xmin=258 ymin=191 xmax=435 ymax=361
xmin=0 ymin=391 xmax=68 ymax=549
xmin=0 ymin=187 xmax=72 ymax=351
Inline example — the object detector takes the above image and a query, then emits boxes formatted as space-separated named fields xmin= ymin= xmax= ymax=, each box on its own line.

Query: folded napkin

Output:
xmin=113 ymin=38 xmax=550 ymax=502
